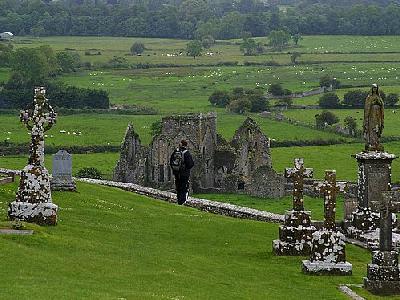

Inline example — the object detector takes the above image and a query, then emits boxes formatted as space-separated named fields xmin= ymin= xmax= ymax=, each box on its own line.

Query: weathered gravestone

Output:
xmin=51 ymin=150 xmax=76 ymax=191
xmin=364 ymin=191 xmax=400 ymax=295
xmin=273 ymin=158 xmax=316 ymax=255
xmin=8 ymin=87 xmax=58 ymax=225
xmin=347 ymin=84 xmax=397 ymax=241
xmin=302 ymin=170 xmax=352 ymax=275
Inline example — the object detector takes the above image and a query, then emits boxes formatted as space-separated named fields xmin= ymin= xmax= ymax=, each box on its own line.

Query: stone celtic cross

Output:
xmin=20 ymin=87 xmax=57 ymax=167
xmin=314 ymin=170 xmax=347 ymax=230
xmin=285 ymin=158 xmax=313 ymax=211
xmin=380 ymin=192 xmax=400 ymax=251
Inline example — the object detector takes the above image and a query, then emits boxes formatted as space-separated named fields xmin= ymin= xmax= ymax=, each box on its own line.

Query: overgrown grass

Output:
xmin=0 ymin=181 xmax=390 ymax=299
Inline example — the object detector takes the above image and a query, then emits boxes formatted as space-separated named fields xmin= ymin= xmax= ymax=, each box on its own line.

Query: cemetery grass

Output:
xmin=194 ymin=193 xmax=344 ymax=221
xmin=0 ymin=181 xmax=391 ymax=300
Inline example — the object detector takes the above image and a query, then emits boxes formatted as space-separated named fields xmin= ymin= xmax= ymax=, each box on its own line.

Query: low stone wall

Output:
xmin=77 ymin=178 xmax=285 ymax=223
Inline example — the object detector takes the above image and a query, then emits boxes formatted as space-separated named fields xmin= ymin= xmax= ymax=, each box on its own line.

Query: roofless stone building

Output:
xmin=114 ymin=113 xmax=284 ymax=198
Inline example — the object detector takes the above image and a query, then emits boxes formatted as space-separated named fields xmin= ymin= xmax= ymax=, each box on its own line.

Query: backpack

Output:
xmin=170 ymin=149 xmax=187 ymax=172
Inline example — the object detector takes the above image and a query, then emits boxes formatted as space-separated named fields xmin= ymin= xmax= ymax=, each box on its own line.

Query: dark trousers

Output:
xmin=175 ymin=175 xmax=189 ymax=205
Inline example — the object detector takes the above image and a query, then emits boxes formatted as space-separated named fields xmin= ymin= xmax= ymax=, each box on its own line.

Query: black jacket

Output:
xmin=170 ymin=146 xmax=194 ymax=177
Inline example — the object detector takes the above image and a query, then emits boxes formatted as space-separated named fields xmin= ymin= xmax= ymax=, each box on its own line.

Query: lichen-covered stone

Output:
xmin=8 ymin=88 xmax=58 ymax=226
xmin=273 ymin=159 xmax=316 ymax=256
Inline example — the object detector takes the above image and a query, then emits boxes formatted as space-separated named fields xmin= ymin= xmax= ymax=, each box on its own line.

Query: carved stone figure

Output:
xmin=364 ymin=84 xmax=384 ymax=151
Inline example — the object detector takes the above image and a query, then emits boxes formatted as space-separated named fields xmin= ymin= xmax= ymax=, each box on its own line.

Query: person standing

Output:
xmin=170 ymin=140 xmax=194 ymax=205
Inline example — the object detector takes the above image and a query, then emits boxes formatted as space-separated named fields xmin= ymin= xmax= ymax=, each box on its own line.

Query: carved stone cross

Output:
xmin=314 ymin=170 xmax=347 ymax=230
xmin=285 ymin=158 xmax=313 ymax=211
xmin=20 ymin=87 xmax=57 ymax=167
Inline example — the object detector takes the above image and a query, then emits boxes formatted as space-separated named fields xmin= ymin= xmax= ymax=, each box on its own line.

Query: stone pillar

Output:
xmin=364 ymin=192 xmax=400 ymax=295
xmin=273 ymin=158 xmax=316 ymax=256
xmin=8 ymin=87 xmax=58 ymax=226
xmin=347 ymin=151 xmax=396 ymax=240
xmin=302 ymin=170 xmax=352 ymax=275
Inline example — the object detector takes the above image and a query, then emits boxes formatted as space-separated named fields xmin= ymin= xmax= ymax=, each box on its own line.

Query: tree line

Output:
xmin=1 ymin=0 xmax=400 ymax=39
xmin=0 ymin=44 xmax=109 ymax=109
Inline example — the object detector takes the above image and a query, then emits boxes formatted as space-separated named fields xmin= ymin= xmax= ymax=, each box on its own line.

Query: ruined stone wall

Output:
xmin=113 ymin=124 xmax=148 ymax=185
xmin=114 ymin=114 xmax=285 ymax=198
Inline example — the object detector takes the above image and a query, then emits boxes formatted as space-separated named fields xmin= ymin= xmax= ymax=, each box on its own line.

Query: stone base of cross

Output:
xmin=302 ymin=230 xmax=352 ymax=275
xmin=273 ymin=210 xmax=315 ymax=256
xmin=303 ymin=170 xmax=352 ymax=275
xmin=364 ymin=191 xmax=400 ymax=295
xmin=8 ymin=164 xmax=57 ymax=225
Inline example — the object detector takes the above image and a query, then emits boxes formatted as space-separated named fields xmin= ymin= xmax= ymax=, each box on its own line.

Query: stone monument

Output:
xmin=302 ymin=170 xmax=352 ymax=275
xmin=51 ymin=150 xmax=76 ymax=191
xmin=347 ymin=84 xmax=396 ymax=241
xmin=364 ymin=191 xmax=400 ymax=295
xmin=273 ymin=158 xmax=316 ymax=255
xmin=8 ymin=87 xmax=58 ymax=225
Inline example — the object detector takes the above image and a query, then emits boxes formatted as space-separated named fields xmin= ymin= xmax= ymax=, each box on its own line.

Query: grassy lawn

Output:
xmin=194 ymin=193 xmax=344 ymax=221
xmin=0 ymin=181 xmax=391 ymax=299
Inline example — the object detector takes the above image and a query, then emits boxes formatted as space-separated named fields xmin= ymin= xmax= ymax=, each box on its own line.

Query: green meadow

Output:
xmin=0 ymin=181 xmax=393 ymax=300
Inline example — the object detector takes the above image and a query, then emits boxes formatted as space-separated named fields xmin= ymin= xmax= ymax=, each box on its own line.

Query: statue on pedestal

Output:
xmin=363 ymin=84 xmax=384 ymax=152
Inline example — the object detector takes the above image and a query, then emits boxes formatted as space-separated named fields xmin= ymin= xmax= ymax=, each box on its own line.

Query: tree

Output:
xmin=290 ymin=52 xmax=301 ymax=64
xmin=209 ymin=90 xmax=231 ymax=107
xmin=292 ymin=33 xmax=302 ymax=45
xmin=0 ymin=42 xmax=13 ymax=67
xmin=56 ymin=51 xmax=81 ymax=73
xmin=248 ymin=94 xmax=268 ymax=112
xmin=268 ymin=83 xmax=290 ymax=96
xmin=319 ymin=75 xmax=341 ymax=89
xmin=315 ymin=111 xmax=339 ymax=129
xmin=130 ymin=42 xmax=145 ymax=55
xmin=318 ymin=93 xmax=341 ymax=108
xmin=201 ymin=35 xmax=215 ymax=49
xmin=344 ymin=116 xmax=357 ymax=136
xmin=228 ymin=98 xmax=251 ymax=114
xmin=186 ymin=40 xmax=202 ymax=58
xmin=268 ymin=30 xmax=290 ymax=50
xmin=384 ymin=93 xmax=399 ymax=107
xmin=343 ymin=90 xmax=368 ymax=108
xmin=240 ymin=38 xmax=257 ymax=56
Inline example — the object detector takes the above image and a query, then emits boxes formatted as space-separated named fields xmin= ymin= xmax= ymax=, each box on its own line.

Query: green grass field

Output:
xmin=0 ymin=181 xmax=393 ymax=299
xmin=283 ymin=108 xmax=400 ymax=137
xmin=0 ymin=112 xmax=347 ymax=148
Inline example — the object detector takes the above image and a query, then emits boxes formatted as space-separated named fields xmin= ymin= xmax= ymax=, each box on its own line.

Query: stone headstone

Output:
xmin=51 ymin=150 xmax=76 ymax=191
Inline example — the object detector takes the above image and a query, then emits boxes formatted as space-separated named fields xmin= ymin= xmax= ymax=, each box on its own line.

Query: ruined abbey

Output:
xmin=113 ymin=113 xmax=284 ymax=198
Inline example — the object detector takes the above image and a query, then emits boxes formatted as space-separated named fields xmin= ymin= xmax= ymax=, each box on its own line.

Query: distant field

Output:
xmin=0 ymin=112 xmax=347 ymax=148
xmin=283 ymin=108 xmax=400 ymax=137
xmin=60 ymin=62 xmax=400 ymax=112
